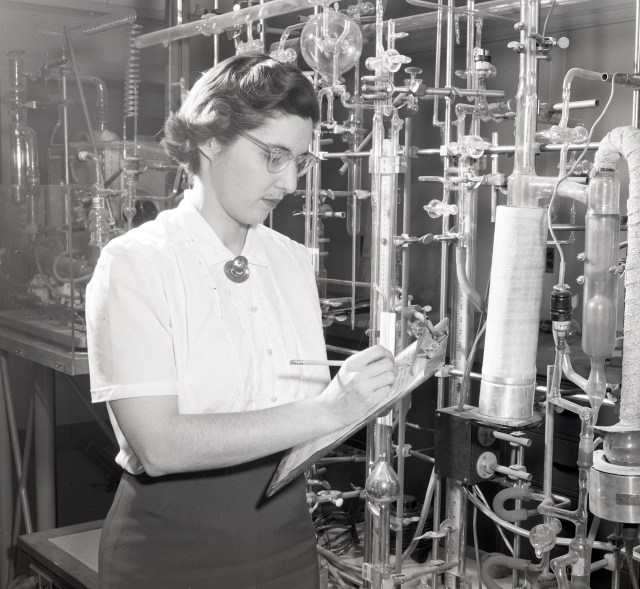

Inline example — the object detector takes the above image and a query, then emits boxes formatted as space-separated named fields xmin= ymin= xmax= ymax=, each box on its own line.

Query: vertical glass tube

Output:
xmin=508 ymin=0 xmax=539 ymax=207
xmin=582 ymin=169 xmax=620 ymax=415
xmin=306 ymin=126 xmax=322 ymax=275
xmin=582 ymin=170 xmax=620 ymax=358
xmin=364 ymin=10 xmax=400 ymax=583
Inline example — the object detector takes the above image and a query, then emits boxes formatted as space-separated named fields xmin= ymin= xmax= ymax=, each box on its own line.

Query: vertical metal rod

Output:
xmin=394 ymin=400 xmax=407 ymax=579
xmin=308 ymin=1 xmax=321 ymax=269
xmin=182 ymin=1 xmax=191 ymax=98
xmin=351 ymin=190 xmax=358 ymax=330
xmin=259 ymin=0 xmax=267 ymax=50
xmin=59 ymin=51 xmax=76 ymax=299
xmin=433 ymin=3 xmax=455 ymax=586
xmin=61 ymin=51 xmax=76 ymax=345
xmin=63 ymin=26 xmax=104 ymax=188
xmin=0 ymin=354 xmax=14 ymax=589
xmin=16 ymin=397 xmax=34 ymax=535
xmin=445 ymin=2 xmax=478 ymax=586
xmin=400 ymin=117 xmax=413 ymax=349
xmin=7 ymin=396 xmax=34 ymax=587
xmin=491 ymin=131 xmax=499 ymax=222
xmin=457 ymin=497 xmax=469 ymax=583
xmin=165 ymin=0 xmax=189 ymax=114
xmin=612 ymin=522 xmax=622 ymax=589
xmin=34 ymin=365 xmax=56 ymax=530
xmin=214 ymin=0 xmax=220 ymax=64
xmin=394 ymin=115 xmax=414 ymax=575
xmin=432 ymin=0 xmax=444 ymax=130
xmin=0 ymin=353 xmax=31 ymax=531
xmin=543 ymin=366 xmax=556 ymax=578
xmin=308 ymin=127 xmax=322 ymax=272
xmin=512 ymin=444 xmax=525 ymax=587
xmin=350 ymin=62 xmax=362 ymax=330
xmin=61 ymin=58 xmax=70 ymax=190
xmin=633 ymin=0 xmax=640 ymax=126
xmin=165 ymin=0 xmax=179 ymax=115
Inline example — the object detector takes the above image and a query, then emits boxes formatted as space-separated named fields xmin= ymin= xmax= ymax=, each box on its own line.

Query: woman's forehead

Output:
xmin=253 ymin=115 xmax=314 ymax=152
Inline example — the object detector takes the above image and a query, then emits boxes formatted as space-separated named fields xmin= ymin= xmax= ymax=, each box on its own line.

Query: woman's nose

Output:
xmin=275 ymin=161 xmax=299 ymax=194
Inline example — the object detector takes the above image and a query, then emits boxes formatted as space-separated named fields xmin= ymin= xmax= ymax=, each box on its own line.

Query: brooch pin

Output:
xmin=224 ymin=255 xmax=250 ymax=283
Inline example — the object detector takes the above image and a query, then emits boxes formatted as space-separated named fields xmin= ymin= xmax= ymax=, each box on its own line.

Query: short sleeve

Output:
xmin=87 ymin=241 xmax=178 ymax=402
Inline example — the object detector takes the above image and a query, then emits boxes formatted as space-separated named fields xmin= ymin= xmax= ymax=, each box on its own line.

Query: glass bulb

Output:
xmin=300 ymin=9 xmax=363 ymax=82
xmin=88 ymin=202 xmax=111 ymax=248
xmin=365 ymin=459 xmax=400 ymax=516
xmin=270 ymin=46 xmax=297 ymax=64
xmin=425 ymin=199 xmax=458 ymax=219
xmin=530 ymin=519 xmax=562 ymax=558
xmin=549 ymin=125 xmax=589 ymax=145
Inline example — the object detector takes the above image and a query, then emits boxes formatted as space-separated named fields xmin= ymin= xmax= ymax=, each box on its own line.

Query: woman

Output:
xmin=86 ymin=53 xmax=397 ymax=588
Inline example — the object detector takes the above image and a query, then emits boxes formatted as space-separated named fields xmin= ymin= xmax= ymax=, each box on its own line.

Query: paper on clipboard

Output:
xmin=267 ymin=318 xmax=449 ymax=497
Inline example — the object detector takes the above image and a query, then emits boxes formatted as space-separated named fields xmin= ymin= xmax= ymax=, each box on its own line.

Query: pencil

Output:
xmin=289 ymin=359 xmax=345 ymax=367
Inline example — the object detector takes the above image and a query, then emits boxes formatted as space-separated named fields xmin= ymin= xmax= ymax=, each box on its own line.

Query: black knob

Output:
xmin=550 ymin=287 xmax=572 ymax=322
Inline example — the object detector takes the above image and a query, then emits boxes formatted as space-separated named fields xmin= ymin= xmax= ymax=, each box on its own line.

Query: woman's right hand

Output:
xmin=323 ymin=345 xmax=398 ymax=427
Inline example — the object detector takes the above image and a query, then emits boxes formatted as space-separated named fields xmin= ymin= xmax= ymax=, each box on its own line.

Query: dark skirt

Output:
xmin=98 ymin=454 xmax=319 ymax=589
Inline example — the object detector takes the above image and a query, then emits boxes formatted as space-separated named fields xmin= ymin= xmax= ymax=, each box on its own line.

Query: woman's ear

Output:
xmin=198 ymin=140 xmax=215 ymax=161
xmin=200 ymin=138 xmax=225 ymax=161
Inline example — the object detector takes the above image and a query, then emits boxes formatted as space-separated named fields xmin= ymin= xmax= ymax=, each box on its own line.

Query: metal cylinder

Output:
xmin=590 ymin=451 xmax=640 ymax=523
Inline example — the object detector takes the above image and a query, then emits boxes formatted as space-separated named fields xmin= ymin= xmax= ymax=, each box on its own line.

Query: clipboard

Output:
xmin=267 ymin=318 xmax=449 ymax=497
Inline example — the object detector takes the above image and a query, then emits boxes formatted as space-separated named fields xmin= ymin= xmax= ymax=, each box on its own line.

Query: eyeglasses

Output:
xmin=236 ymin=130 xmax=319 ymax=177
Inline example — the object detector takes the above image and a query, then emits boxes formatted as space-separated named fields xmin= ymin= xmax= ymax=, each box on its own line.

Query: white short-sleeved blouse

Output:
xmin=86 ymin=191 xmax=330 ymax=474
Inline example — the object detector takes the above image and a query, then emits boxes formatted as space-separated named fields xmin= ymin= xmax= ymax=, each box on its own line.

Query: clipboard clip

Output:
xmin=417 ymin=317 xmax=450 ymax=360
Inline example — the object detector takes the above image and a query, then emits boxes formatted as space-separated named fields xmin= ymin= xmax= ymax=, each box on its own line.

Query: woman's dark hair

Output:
xmin=162 ymin=53 xmax=319 ymax=174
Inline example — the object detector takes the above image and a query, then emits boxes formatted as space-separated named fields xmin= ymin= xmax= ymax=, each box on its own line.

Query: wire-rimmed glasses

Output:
xmin=236 ymin=130 xmax=319 ymax=177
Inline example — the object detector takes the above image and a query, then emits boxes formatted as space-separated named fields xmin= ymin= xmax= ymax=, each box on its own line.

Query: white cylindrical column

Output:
xmin=478 ymin=205 xmax=547 ymax=422
xmin=591 ymin=126 xmax=640 ymax=429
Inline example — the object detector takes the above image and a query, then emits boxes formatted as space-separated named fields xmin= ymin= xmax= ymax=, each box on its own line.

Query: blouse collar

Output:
xmin=175 ymin=191 xmax=269 ymax=267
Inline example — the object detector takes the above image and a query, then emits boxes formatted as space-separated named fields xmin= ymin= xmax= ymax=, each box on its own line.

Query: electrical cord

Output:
xmin=317 ymin=545 xmax=361 ymax=586
xmin=472 ymin=486 xmax=514 ymax=555
xmin=326 ymin=562 xmax=354 ymax=588
xmin=402 ymin=465 xmax=437 ymax=562
xmin=473 ymin=504 xmax=483 ymax=589
xmin=457 ymin=277 xmax=491 ymax=411
xmin=456 ymin=319 xmax=487 ymax=412
xmin=541 ymin=0 xmax=557 ymax=40
xmin=313 ymin=501 xmax=364 ymax=556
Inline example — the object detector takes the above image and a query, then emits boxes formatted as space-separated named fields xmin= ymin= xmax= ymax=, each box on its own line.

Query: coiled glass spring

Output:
xmin=79 ymin=9 xmax=137 ymax=35
xmin=124 ymin=23 xmax=142 ymax=119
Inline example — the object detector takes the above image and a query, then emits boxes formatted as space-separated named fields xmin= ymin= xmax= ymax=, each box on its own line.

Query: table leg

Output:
xmin=34 ymin=364 xmax=55 ymax=531
xmin=0 ymin=354 xmax=14 ymax=589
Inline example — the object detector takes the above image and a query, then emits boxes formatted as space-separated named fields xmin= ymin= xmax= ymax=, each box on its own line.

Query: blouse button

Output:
xmin=266 ymin=349 xmax=273 ymax=355
xmin=251 ymin=306 xmax=258 ymax=312
xmin=271 ymin=395 xmax=278 ymax=402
